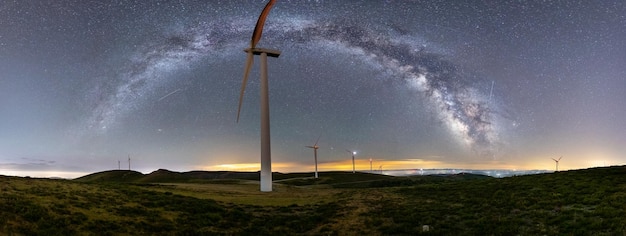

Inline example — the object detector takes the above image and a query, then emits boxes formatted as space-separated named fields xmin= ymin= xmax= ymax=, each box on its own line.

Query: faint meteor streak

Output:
xmin=158 ymin=88 xmax=182 ymax=101
xmin=489 ymin=81 xmax=494 ymax=101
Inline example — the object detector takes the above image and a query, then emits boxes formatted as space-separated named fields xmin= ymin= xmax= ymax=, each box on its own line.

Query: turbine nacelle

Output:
xmin=346 ymin=150 xmax=356 ymax=173
xmin=551 ymin=156 xmax=563 ymax=172
xmin=306 ymin=135 xmax=321 ymax=150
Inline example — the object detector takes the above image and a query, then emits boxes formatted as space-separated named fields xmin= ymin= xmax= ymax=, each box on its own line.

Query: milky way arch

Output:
xmin=80 ymin=14 xmax=503 ymax=157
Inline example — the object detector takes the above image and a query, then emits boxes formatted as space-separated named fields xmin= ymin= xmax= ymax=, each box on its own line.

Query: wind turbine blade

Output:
xmin=251 ymin=0 xmax=276 ymax=48
xmin=558 ymin=156 xmax=562 ymax=161
xmin=237 ymin=51 xmax=254 ymax=123
xmin=314 ymin=135 xmax=321 ymax=146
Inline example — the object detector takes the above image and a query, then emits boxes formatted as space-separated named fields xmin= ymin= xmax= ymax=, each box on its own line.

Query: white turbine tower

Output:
xmin=237 ymin=0 xmax=279 ymax=192
xmin=306 ymin=136 xmax=321 ymax=178
xmin=346 ymin=150 xmax=356 ymax=173
xmin=552 ymin=156 xmax=563 ymax=172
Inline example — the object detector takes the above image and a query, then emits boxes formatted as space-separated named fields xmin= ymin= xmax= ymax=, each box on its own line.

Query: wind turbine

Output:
xmin=306 ymin=136 xmax=321 ymax=178
xmin=346 ymin=150 xmax=356 ymax=173
xmin=236 ymin=0 xmax=279 ymax=192
xmin=551 ymin=156 xmax=562 ymax=172
xmin=369 ymin=158 xmax=373 ymax=172
xmin=128 ymin=155 xmax=131 ymax=171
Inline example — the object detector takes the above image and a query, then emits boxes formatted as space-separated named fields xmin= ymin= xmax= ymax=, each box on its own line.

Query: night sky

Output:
xmin=1 ymin=1 xmax=625 ymax=178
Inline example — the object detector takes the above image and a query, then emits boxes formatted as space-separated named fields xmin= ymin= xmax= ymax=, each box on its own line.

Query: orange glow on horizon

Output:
xmin=510 ymin=150 xmax=622 ymax=171
xmin=198 ymin=158 xmax=448 ymax=173
xmin=196 ymin=156 xmax=623 ymax=173
xmin=197 ymin=162 xmax=308 ymax=172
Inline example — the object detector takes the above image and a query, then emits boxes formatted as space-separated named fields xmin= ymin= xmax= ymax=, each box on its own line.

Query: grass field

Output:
xmin=1 ymin=166 xmax=625 ymax=235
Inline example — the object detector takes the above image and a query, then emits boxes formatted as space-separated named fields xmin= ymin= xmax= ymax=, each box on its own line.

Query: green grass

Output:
xmin=140 ymin=181 xmax=341 ymax=206
xmin=2 ymin=166 xmax=626 ymax=235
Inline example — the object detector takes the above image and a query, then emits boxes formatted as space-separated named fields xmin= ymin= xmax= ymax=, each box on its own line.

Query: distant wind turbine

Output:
xmin=128 ymin=155 xmax=131 ymax=171
xmin=369 ymin=158 xmax=373 ymax=172
xmin=551 ymin=156 xmax=562 ymax=172
xmin=346 ymin=150 xmax=356 ymax=173
xmin=118 ymin=160 xmax=120 ymax=170
xmin=306 ymin=136 xmax=321 ymax=178
xmin=236 ymin=0 xmax=280 ymax=192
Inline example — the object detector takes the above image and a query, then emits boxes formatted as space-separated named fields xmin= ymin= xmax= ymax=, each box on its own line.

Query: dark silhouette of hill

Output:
xmin=75 ymin=166 xmax=623 ymax=188
xmin=74 ymin=170 xmax=144 ymax=182
xmin=75 ymin=169 xmax=261 ymax=183
xmin=74 ymin=169 xmax=396 ymax=185
xmin=420 ymin=172 xmax=493 ymax=180
xmin=137 ymin=169 xmax=260 ymax=183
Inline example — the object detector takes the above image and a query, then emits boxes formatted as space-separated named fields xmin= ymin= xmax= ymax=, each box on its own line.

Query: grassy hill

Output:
xmin=73 ymin=170 xmax=144 ymax=182
xmin=2 ymin=166 xmax=625 ymax=235
xmin=74 ymin=169 xmax=395 ymax=185
xmin=75 ymin=169 xmax=262 ymax=183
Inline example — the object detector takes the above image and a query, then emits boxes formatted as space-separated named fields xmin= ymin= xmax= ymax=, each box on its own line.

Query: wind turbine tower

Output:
xmin=128 ymin=155 xmax=131 ymax=171
xmin=346 ymin=150 xmax=356 ymax=173
xmin=369 ymin=158 xmax=373 ymax=172
xmin=306 ymin=136 xmax=321 ymax=178
xmin=236 ymin=0 xmax=279 ymax=192
xmin=552 ymin=156 xmax=562 ymax=172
